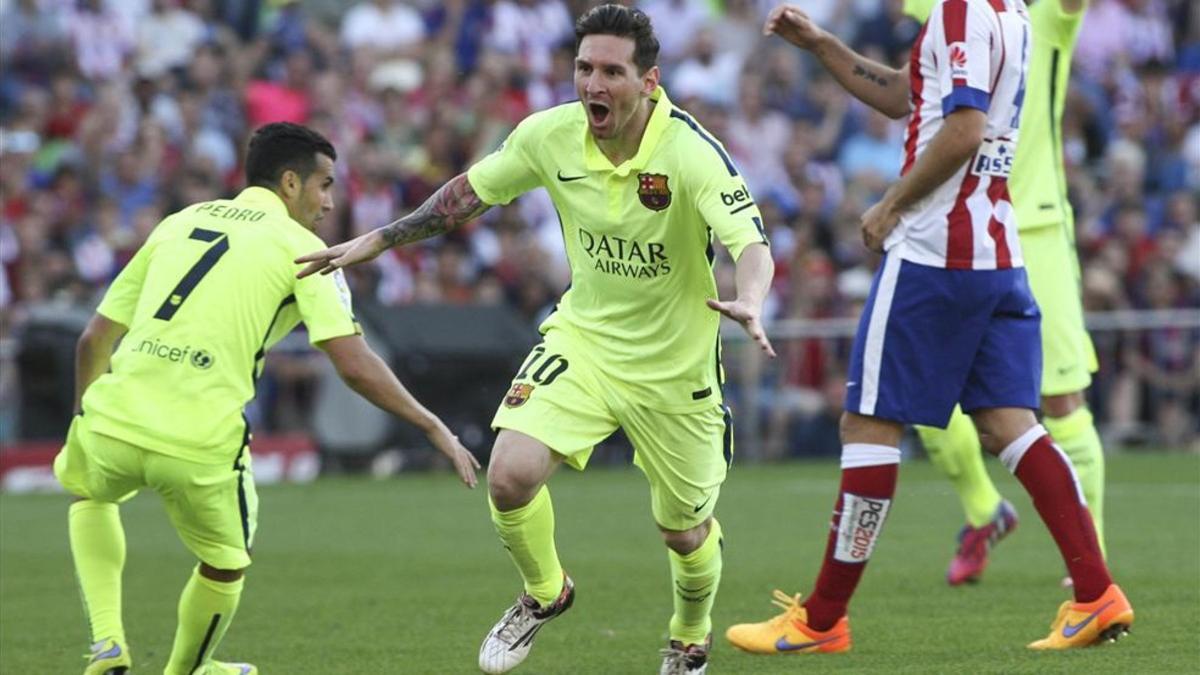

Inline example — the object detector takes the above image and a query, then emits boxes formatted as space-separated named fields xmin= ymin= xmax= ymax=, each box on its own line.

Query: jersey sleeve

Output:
xmin=1033 ymin=0 xmax=1086 ymax=49
xmin=934 ymin=0 xmax=996 ymax=116
xmin=466 ymin=116 xmax=544 ymax=206
xmin=96 ymin=234 xmax=155 ymax=326
xmin=691 ymin=147 xmax=769 ymax=261
xmin=292 ymin=234 xmax=361 ymax=344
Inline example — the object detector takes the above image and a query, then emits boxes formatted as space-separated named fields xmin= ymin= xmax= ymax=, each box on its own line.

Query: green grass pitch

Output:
xmin=2 ymin=453 xmax=1197 ymax=673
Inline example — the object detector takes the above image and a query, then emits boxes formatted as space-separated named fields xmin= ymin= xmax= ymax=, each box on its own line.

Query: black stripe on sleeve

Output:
xmin=669 ymin=110 xmax=738 ymax=177
xmin=751 ymin=216 xmax=768 ymax=244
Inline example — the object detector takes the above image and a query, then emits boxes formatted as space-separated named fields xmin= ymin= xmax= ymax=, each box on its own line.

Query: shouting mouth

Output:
xmin=587 ymin=101 xmax=611 ymax=127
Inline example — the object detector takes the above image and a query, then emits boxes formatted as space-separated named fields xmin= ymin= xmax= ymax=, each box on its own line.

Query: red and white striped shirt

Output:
xmin=885 ymin=0 xmax=1031 ymax=270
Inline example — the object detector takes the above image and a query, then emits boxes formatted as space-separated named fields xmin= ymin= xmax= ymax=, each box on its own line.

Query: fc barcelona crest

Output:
xmin=504 ymin=383 xmax=535 ymax=408
xmin=637 ymin=173 xmax=671 ymax=211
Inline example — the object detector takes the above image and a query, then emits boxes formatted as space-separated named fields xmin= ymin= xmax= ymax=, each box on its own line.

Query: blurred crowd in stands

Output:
xmin=1 ymin=0 xmax=1197 ymax=451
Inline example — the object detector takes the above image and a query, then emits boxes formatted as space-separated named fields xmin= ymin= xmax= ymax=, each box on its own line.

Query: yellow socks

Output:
xmin=917 ymin=407 xmax=1003 ymax=527
xmin=668 ymin=519 xmax=723 ymax=645
xmin=164 ymin=567 xmax=244 ymax=675
xmin=1044 ymin=406 xmax=1107 ymax=556
xmin=69 ymin=500 xmax=126 ymax=644
xmin=490 ymin=486 xmax=564 ymax=606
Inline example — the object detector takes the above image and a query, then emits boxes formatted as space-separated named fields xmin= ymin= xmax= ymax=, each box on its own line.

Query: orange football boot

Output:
xmin=725 ymin=590 xmax=850 ymax=655
xmin=1028 ymin=584 xmax=1134 ymax=649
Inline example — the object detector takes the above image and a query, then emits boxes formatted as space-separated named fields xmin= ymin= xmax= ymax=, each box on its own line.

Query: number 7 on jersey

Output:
xmin=154 ymin=228 xmax=230 ymax=321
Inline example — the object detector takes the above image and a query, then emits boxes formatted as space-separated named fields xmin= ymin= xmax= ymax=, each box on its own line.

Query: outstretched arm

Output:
xmin=296 ymin=173 xmax=491 ymax=277
xmin=707 ymin=243 xmax=777 ymax=358
xmin=764 ymin=5 xmax=911 ymax=119
xmin=381 ymin=172 xmax=490 ymax=247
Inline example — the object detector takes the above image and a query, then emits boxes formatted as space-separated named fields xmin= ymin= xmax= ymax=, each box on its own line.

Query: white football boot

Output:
xmin=478 ymin=575 xmax=575 ymax=674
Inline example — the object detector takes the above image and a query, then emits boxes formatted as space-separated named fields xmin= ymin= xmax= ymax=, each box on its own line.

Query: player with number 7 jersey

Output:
xmin=80 ymin=185 xmax=361 ymax=463
xmin=56 ymin=123 xmax=479 ymax=675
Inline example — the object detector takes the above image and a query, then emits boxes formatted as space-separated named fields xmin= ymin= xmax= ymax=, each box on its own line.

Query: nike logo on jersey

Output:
xmin=556 ymin=170 xmax=587 ymax=182
xmin=774 ymin=635 xmax=839 ymax=651
xmin=693 ymin=494 xmax=713 ymax=513
xmin=1062 ymin=601 xmax=1114 ymax=638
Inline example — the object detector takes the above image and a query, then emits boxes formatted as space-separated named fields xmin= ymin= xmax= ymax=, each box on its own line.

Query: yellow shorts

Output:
xmin=1020 ymin=222 xmax=1099 ymax=396
xmin=53 ymin=414 xmax=258 ymax=569
xmin=492 ymin=329 xmax=732 ymax=531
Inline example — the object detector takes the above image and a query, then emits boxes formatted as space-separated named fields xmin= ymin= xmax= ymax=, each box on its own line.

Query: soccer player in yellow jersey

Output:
xmin=56 ymin=123 xmax=480 ymax=675
xmin=902 ymin=0 xmax=1108 ymax=588
xmin=296 ymin=6 xmax=775 ymax=673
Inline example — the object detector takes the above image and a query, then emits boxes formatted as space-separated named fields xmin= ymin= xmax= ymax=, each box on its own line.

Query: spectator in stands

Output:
xmin=1128 ymin=263 xmax=1199 ymax=446
xmin=837 ymin=109 xmax=901 ymax=194
xmin=638 ymin=0 xmax=712 ymax=64
xmin=726 ymin=72 xmax=792 ymax=193
xmin=136 ymin=0 xmax=207 ymax=79
xmin=341 ymin=0 xmax=426 ymax=56
xmin=68 ymin=0 xmax=135 ymax=82
xmin=670 ymin=27 xmax=743 ymax=109
xmin=245 ymin=46 xmax=314 ymax=127
xmin=486 ymin=0 xmax=573 ymax=80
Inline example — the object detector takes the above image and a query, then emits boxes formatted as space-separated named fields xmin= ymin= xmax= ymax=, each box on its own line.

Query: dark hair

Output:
xmin=245 ymin=122 xmax=336 ymax=189
xmin=574 ymin=4 xmax=659 ymax=74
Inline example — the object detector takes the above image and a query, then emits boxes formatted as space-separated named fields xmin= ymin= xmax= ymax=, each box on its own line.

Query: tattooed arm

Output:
xmin=295 ymin=173 xmax=491 ymax=277
xmin=765 ymin=5 xmax=911 ymax=119
xmin=381 ymin=173 xmax=491 ymax=246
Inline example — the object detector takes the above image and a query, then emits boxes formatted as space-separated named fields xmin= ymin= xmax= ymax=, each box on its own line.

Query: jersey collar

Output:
xmin=583 ymin=86 xmax=673 ymax=176
xmin=234 ymin=186 xmax=292 ymax=220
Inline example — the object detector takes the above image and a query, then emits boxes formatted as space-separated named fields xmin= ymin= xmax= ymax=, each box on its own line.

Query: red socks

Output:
xmin=1000 ymin=425 xmax=1112 ymax=602
xmin=803 ymin=444 xmax=899 ymax=631
xmin=802 ymin=426 xmax=1112 ymax=631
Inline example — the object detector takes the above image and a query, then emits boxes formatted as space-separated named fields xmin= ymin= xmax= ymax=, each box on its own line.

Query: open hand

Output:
xmin=707 ymin=298 xmax=776 ymax=358
xmin=427 ymin=422 xmax=481 ymax=488
xmin=764 ymin=5 xmax=828 ymax=51
xmin=294 ymin=229 xmax=389 ymax=278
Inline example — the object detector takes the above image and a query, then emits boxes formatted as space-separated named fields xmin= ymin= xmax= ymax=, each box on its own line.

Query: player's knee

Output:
xmin=971 ymin=416 xmax=1006 ymax=456
xmin=660 ymin=519 xmax=710 ymax=555
xmin=970 ymin=408 xmax=1039 ymax=456
xmin=975 ymin=431 xmax=1005 ymax=456
xmin=487 ymin=432 xmax=554 ymax=509
xmin=486 ymin=460 xmax=540 ymax=510
xmin=199 ymin=562 xmax=246 ymax=582
xmin=487 ymin=471 xmax=526 ymax=509
xmin=1042 ymin=391 xmax=1085 ymax=419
